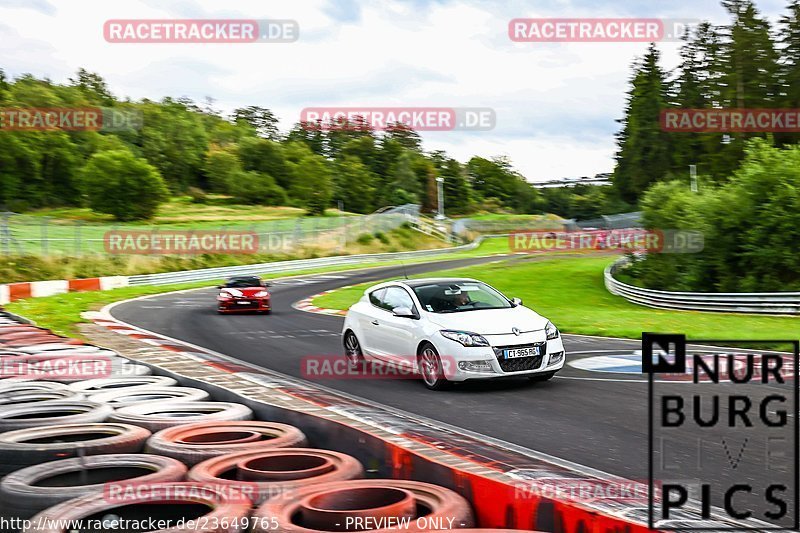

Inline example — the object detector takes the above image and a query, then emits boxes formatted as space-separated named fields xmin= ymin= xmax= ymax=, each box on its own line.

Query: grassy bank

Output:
xmin=313 ymin=254 xmax=800 ymax=340
xmin=3 ymin=237 xmax=514 ymax=337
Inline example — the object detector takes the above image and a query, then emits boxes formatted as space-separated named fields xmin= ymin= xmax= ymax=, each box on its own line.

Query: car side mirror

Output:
xmin=511 ymin=297 xmax=523 ymax=306
xmin=263 ymin=282 xmax=271 ymax=287
xmin=392 ymin=306 xmax=418 ymax=319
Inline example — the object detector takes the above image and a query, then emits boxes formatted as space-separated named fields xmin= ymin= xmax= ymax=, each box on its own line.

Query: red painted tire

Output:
xmin=189 ymin=448 xmax=363 ymax=505
xmin=146 ymin=421 xmax=308 ymax=466
xmin=0 ymin=423 xmax=150 ymax=475
xmin=108 ymin=401 xmax=253 ymax=432
xmin=0 ymin=453 xmax=187 ymax=519
xmin=24 ymin=482 xmax=252 ymax=533
xmin=253 ymin=479 xmax=474 ymax=533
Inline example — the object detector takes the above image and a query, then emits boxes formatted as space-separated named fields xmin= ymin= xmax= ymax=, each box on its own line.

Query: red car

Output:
xmin=216 ymin=275 xmax=272 ymax=314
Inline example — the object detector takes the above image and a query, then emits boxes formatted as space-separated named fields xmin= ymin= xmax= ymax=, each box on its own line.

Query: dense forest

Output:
xmin=0 ymin=69 xmax=626 ymax=221
xmin=615 ymin=0 xmax=800 ymax=291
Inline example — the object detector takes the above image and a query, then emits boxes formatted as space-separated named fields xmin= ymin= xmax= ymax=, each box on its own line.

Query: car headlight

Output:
xmin=440 ymin=330 xmax=490 ymax=347
xmin=218 ymin=293 xmax=231 ymax=300
xmin=545 ymin=321 xmax=559 ymax=340
xmin=254 ymin=291 xmax=269 ymax=298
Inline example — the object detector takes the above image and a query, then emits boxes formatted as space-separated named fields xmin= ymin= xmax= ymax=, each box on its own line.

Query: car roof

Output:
xmin=227 ymin=275 xmax=261 ymax=281
xmin=366 ymin=278 xmax=480 ymax=292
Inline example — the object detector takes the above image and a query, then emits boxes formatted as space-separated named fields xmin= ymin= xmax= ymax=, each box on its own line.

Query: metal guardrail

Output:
xmin=128 ymin=238 xmax=486 ymax=286
xmin=605 ymin=257 xmax=800 ymax=315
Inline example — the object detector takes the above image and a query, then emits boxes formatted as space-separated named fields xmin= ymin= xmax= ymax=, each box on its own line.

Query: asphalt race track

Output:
xmin=111 ymin=255 xmax=795 ymax=502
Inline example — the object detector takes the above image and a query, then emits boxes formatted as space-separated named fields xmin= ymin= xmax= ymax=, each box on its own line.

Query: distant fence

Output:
xmin=452 ymin=212 xmax=642 ymax=236
xmin=605 ymin=257 xmax=800 ymax=315
xmin=0 ymin=205 xmax=421 ymax=257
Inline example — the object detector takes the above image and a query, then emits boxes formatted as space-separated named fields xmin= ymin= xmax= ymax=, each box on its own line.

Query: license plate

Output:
xmin=236 ymin=301 xmax=252 ymax=305
xmin=504 ymin=346 xmax=540 ymax=359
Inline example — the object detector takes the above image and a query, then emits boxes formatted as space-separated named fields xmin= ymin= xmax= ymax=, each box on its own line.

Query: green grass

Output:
xmin=3 ymin=237 xmax=513 ymax=337
xmin=313 ymin=254 xmax=800 ymax=340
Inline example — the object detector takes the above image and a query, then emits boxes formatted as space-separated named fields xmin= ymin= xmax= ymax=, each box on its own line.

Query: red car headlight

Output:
xmin=254 ymin=291 xmax=270 ymax=298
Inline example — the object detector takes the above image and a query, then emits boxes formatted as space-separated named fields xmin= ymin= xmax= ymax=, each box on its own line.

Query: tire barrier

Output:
xmin=188 ymin=448 xmax=363 ymax=504
xmin=0 ymin=401 xmax=113 ymax=432
xmin=0 ymin=453 xmax=187 ymax=519
xmin=24 ymin=482 xmax=252 ymax=533
xmin=0 ymin=389 xmax=84 ymax=405
xmin=69 ymin=376 xmax=178 ymax=393
xmin=252 ymin=479 xmax=474 ymax=533
xmin=0 ymin=381 xmax=70 ymax=393
xmin=108 ymin=401 xmax=254 ymax=432
xmin=87 ymin=386 xmax=210 ymax=406
xmin=0 ymin=423 xmax=151 ymax=475
xmin=145 ymin=421 xmax=308 ymax=466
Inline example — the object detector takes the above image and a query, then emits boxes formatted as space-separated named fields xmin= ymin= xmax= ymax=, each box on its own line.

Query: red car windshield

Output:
xmin=224 ymin=277 xmax=262 ymax=288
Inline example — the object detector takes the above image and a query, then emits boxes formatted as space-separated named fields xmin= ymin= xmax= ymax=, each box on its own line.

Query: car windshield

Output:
xmin=411 ymin=281 xmax=512 ymax=313
xmin=225 ymin=277 xmax=262 ymax=288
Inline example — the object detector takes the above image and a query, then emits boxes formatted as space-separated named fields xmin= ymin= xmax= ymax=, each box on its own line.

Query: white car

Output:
xmin=341 ymin=278 xmax=566 ymax=390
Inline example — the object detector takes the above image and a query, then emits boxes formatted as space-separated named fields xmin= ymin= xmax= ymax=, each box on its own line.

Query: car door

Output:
xmin=370 ymin=286 xmax=420 ymax=368
xmin=357 ymin=288 xmax=386 ymax=358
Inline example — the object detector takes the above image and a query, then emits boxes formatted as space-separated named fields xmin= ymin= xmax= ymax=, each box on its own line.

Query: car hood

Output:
xmin=220 ymin=287 xmax=268 ymax=297
xmin=425 ymin=306 xmax=548 ymax=335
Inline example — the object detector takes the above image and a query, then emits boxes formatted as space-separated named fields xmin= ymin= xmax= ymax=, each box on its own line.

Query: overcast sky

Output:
xmin=0 ymin=0 xmax=788 ymax=182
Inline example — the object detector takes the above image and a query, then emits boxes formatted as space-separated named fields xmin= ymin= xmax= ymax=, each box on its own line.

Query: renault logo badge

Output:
xmin=512 ymin=327 xmax=520 ymax=336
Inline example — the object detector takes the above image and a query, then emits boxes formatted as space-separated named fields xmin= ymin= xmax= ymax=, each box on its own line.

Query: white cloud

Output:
xmin=0 ymin=0 xmax=789 ymax=181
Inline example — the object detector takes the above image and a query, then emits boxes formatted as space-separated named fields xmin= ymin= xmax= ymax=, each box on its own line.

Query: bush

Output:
xmin=187 ymin=186 xmax=207 ymax=204
xmin=81 ymin=149 xmax=168 ymax=221
xmin=356 ymin=233 xmax=374 ymax=245
xmin=374 ymin=231 xmax=390 ymax=244
xmin=229 ymin=171 xmax=288 ymax=205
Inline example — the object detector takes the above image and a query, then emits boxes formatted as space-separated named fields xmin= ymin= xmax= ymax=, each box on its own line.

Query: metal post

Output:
xmin=435 ymin=177 xmax=445 ymax=220
xmin=689 ymin=165 xmax=698 ymax=193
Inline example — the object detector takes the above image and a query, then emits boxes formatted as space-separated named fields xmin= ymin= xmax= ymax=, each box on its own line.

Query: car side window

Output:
xmin=382 ymin=286 xmax=416 ymax=313
xmin=368 ymin=288 xmax=386 ymax=308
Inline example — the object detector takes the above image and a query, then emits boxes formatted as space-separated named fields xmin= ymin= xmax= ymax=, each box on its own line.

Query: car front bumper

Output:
xmin=217 ymin=298 xmax=271 ymax=313
xmin=437 ymin=335 xmax=566 ymax=382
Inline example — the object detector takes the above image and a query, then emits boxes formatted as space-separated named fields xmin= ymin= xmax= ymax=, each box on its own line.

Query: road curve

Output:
xmin=111 ymin=255 xmax=789 ymax=494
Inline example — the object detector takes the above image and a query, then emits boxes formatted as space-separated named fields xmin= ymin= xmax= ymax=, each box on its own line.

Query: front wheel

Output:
xmin=418 ymin=343 xmax=450 ymax=391
xmin=343 ymin=331 xmax=364 ymax=368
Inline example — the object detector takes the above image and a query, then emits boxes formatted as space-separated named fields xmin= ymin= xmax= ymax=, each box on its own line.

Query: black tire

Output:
xmin=343 ymin=330 xmax=364 ymax=368
xmin=68 ymin=376 xmax=178 ymax=393
xmin=529 ymin=372 xmax=556 ymax=382
xmin=108 ymin=401 xmax=253 ymax=432
xmin=417 ymin=342 xmax=450 ymax=391
xmin=87 ymin=386 xmax=210 ymax=406
xmin=0 ymin=453 xmax=187 ymax=519
xmin=0 ymin=401 xmax=113 ymax=432
xmin=0 ymin=423 xmax=151 ymax=476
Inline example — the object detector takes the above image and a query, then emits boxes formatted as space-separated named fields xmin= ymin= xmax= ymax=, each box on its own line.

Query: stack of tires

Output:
xmin=0 ymin=312 xmax=534 ymax=533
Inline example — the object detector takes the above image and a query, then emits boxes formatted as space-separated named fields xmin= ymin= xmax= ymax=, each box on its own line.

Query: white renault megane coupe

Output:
xmin=341 ymin=278 xmax=566 ymax=390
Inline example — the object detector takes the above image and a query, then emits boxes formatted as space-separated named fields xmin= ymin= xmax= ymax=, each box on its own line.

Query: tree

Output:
xmin=237 ymin=137 xmax=291 ymax=190
xmin=431 ymin=151 xmax=472 ymax=214
xmin=389 ymin=151 xmax=420 ymax=204
xmin=333 ymin=156 xmax=375 ymax=213
xmin=613 ymin=44 xmax=671 ymax=203
xmin=232 ymin=106 xmax=280 ymax=140
xmin=291 ymin=155 xmax=333 ymax=215
xmin=81 ymin=149 xmax=168 ymax=220
xmin=203 ymin=148 xmax=242 ymax=193
xmin=69 ymin=68 xmax=114 ymax=106
xmin=229 ymin=171 xmax=288 ymax=206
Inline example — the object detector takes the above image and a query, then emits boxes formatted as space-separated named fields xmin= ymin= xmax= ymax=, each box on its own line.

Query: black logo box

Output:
xmin=644 ymin=334 xmax=800 ymax=531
